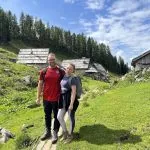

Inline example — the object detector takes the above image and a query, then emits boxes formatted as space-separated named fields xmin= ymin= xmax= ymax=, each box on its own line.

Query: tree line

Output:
xmin=0 ymin=7 xmax=128 ymax=74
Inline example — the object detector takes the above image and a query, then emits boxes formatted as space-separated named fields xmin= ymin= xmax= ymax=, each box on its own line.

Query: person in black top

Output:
xmin=57 ymin=63 xmax=79 ymax=143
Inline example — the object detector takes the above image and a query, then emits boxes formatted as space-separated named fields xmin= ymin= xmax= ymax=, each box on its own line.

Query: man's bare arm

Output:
xmin=36 ymin=80 xmax=43 ymax=104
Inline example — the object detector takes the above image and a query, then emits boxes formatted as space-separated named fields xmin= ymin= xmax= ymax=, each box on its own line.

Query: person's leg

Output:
xmin=57 ymin=108 xmax=69 ymax=141
xmin=63 ymin=110 xmax=75 ymax=143
xmin=68 ymin=110 xmax=75 ymax=135
xmin=52 ymin=101 xmax=60 ymax=132
xmin=51 ymin=101 xmax=60 ymax=143
xmin=57 ymin=108 xmax=67 ymax=132
xmin=41 ymin=100 xmax=52 ymax=140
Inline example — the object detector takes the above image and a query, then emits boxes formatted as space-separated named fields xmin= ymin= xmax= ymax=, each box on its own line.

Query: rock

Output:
xmin=135 ymin=66 xmax=141 ymax=72
xmin=23 ymin=75 xmax=31 ymax=85
xmin=0 ymin=128 xmax=15 ymax=143
xmin=0 ymin=136 xmax=8 ymax=144
xmin=0 ymin=128 xmax=15 ymax=138
xmin=142 ymin=68 xmax=147 ymax=75
xmin=103 ymin=90 xmax=108 ymax=93
xmin=121 ymin=76 xmax=126 ymax=81
xmin=4 ymin=68 xmax=10 ymax=72
xmin=135 ymin=75 xmax=139 ymax=79
xmin=147 ymin=67 xmax=150 ymax=72
xmin=136 ymin=77 xmax=144 ymax=82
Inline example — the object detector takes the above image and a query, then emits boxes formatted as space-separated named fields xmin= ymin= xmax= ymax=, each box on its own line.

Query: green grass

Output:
xmin=58 ymin=82 xmax=150 ymax=150
xmin=0 ymin=46 xmax=42 ymax=150
xmin=1 ymin=42 xmax=150 ymax=150
xmin=0 ymin=43 xmax=80 ymax=150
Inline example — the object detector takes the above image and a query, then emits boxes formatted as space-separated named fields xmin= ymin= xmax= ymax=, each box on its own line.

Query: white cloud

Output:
xmin=108 ymin=0 xmax=140 ymax=15
xmin=79 ymin=19 xmax=93 ymax=27
xmin=64 ymin=0 xmax=76 ymax=4
xmin=85 ymin=0 xmax=105 ymax=10
xmin=80 ymin=0 xmax=150 ymax=64
xmin=116 ymin=50 xmax=124 ymax=58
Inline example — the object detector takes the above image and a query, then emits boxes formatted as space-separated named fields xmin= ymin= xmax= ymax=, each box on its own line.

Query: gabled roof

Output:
xmin=131 ymin=50 xmax=150 ymax=66
xmin=17 ymin=48 xmax=49 ymax=64
xmin=93 ymin=63 xmax=106 ymax=73
xmin=61 ymin=58 xmax=90 ymax=69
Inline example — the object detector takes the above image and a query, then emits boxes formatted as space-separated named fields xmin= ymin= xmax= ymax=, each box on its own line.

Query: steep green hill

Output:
xmin=0 ymin=42 xmax=77 ymax=149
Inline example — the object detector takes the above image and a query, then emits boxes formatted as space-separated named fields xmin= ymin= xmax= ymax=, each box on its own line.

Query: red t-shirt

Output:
xmin=39 ymin=66 xmax=65 ymax=102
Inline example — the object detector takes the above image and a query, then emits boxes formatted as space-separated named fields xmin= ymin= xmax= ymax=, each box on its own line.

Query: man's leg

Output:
xmin=51 ymin=101 xmax=60 ymax=144
xmin=41 ymin=100 xmax=52 ymax=141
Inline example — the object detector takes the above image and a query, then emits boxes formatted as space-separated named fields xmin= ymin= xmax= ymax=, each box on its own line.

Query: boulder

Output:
xmin=4 ymin=68 xmax=11 ymax=72
xmin=142 ymin=68 xmax=147 ymax=75
xmin=147 ymin=67 xmax=150 ymax=72
xmin=0 ymin=128 xmax=14 ymax=143
xmin=135 ymin=77 xmax=144 ymax=82
xmin=23 ymin=75 xmax=31 ymax=85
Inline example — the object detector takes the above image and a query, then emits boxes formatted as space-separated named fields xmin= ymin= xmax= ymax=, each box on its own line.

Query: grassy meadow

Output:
xmin=0 ymin=43 xmax=150 ymax=150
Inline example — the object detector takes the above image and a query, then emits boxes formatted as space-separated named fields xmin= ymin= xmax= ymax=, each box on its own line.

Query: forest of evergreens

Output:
xmin=0 ymin=7 xmax=128 ymax=74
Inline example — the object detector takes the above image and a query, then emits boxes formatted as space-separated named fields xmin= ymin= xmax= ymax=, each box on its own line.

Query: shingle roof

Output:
xmin=131 ymin=50 xmax=150 ymax=66
xmin=17 ymin=48 xmax=49 ymax=64
xmin=61 ymin=58 xmax=90 ymax=69
xmin=93 ymin=63 xmax=106 ymax=72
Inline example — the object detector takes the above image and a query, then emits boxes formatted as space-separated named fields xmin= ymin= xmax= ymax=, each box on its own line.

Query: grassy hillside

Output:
xmin=0 ymin=42 xmax=150 ymax=150
xmin=0 ymin=42 xmax=78 ymax=150
xmin=58 ymin=82 xmax=150 ymax=150
xmin=0 ymin=46 xmax=41 ymax=150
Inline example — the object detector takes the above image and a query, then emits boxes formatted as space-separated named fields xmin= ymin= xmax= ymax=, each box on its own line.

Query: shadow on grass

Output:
xmin=78 ymin=124 xmax=141 ymax=145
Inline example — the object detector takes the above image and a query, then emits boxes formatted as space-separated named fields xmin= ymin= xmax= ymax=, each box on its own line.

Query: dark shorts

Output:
xmin=58 ymin=91 xmax=79 ymax=111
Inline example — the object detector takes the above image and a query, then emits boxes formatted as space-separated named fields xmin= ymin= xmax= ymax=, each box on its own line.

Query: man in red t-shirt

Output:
xmin=36 ymin=53 xmax=65 ymax=143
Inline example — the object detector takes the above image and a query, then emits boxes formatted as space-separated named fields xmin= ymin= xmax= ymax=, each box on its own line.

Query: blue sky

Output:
xmin=0 ymin=0 xmax=150 ymax=65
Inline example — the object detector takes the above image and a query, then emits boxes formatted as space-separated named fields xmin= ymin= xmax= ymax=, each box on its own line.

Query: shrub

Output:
xmin=12 ymin=95 xmax=25 ymax=104
xmin=15 ymin=132 xmax=32 ymax=149
xmin=14 ymin=82 xmax=29 ymax=91
xmin=143 ymin=71 xmax=150 ymax=80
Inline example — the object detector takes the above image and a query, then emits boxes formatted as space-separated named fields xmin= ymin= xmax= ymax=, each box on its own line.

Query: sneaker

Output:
xmin=64 ymin=134 xmax=73 ymax=144
xmin=40 ymin=130 xmax=51 ymax=141
xmin=60 ymin=131 xmax=68 ymax=142
xmin=51 ymin=130 xmax=58 ymax=144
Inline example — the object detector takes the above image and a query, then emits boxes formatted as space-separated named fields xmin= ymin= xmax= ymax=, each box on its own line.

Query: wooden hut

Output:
xmin=62 ymin=57 xmax=109 ymax=81
xmin=17 ymin=48 xmax=49 ymax=68
xmin=61 ymin=57 xmax=90 ymax=73
xmin=131 ymin=50 xmax=150 ymax=70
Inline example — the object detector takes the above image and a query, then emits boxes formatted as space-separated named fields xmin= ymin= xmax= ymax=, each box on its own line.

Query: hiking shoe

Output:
xmin=60 ymin=131 xmax=68 ymax=142
xmin=64 ymin=134 xmax=73 ymax=144
xmin=51 ymin=130 xmax=58 ymax=144
xmin=40 ymin=130 xmax=51 ymax=141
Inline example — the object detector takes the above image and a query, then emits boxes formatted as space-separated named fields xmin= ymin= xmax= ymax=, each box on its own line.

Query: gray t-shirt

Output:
xmin=60 ymin=75 xmax=76 ymax=94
